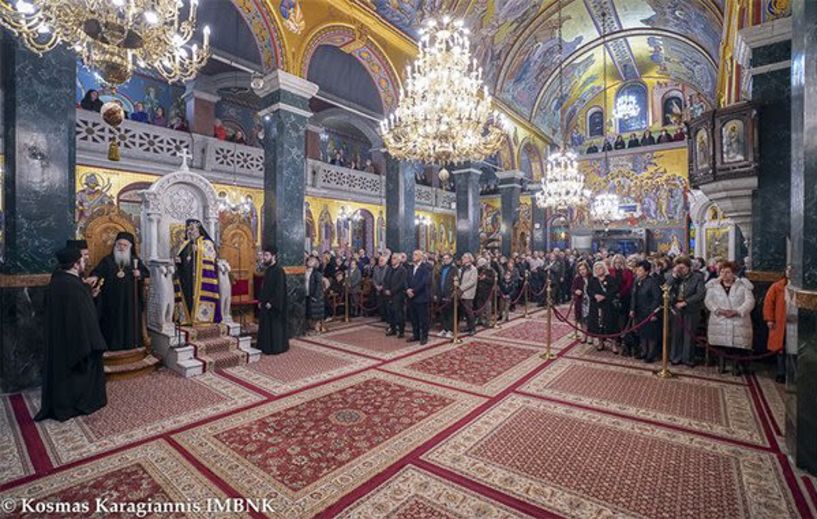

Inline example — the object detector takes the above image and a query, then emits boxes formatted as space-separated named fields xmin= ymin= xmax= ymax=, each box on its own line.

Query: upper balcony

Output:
xmin=74 ymin=109 xmax=455 ymax=213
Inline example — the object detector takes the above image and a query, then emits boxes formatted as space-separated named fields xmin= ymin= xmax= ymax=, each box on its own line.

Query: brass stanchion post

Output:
xmin=654 ymin=284 xmax=674 ymax=379
xmin=541 ymin=276 xmax=557 ymax=360
xmin=451 ymin=276 xmax=462 ymax=344
xmin=523 ymin=270 xmax=530 ymax=318
xmin=344 ymin=277 xmax=350 ymax=323
xmin=491 ymin=276 xmax=499 ymax=328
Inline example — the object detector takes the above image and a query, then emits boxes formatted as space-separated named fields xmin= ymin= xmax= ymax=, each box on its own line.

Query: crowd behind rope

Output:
xmin=289 ymin=247 xmax=792 ymax=384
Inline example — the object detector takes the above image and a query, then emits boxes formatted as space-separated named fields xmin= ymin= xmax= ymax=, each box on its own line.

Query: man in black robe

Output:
xmin=257 ymin=247 xmax=289 ymax=354
xmin=91 ymin=232 xmax=149 ymax=351
xmin=36 ymin=247 xmax=107 ymax=422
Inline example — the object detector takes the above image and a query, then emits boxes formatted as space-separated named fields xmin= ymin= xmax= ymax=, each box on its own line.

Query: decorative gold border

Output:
xmin=746 ymin=270 xmax=784 ymax=283
xmin=0 ymin=273 xmax=51 ymax=288
xmin=283 ymin=265 xmax=306 ymax=275
xmin=794 ymin=288 xmax=817 ymax=311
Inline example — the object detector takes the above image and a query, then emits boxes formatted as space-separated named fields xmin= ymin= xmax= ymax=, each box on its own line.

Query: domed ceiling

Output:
xmin=362 ymin=0 xmax=722 ymax=142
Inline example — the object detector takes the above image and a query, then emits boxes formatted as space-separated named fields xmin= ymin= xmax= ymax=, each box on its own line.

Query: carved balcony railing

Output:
xmin=75 ymin=109 xmax=264 ymax=179
xmin=307 ymin=159 xmax=455 ymax=213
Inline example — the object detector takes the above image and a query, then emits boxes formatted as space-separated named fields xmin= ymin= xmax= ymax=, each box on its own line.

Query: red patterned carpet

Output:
xmin=0 ymin=313 xmax=811 ymax=518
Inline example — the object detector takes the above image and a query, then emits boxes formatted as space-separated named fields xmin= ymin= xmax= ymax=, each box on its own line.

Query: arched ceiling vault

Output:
xmin=362 ymin=0 xmax=723 ymax=142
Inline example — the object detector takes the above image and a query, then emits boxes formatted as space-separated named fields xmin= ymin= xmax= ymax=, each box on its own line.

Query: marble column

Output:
xmin=749 ymin=32 xmax=792 ymax=273
xmin=0 ymin=36 xmax=76 ymax=392
xmin=789 ymin=0 xmax=817 ymax=475
xmin=497 ymin=170 xmax=524 ymax=256
xmin=452 ymin=166 xmax=481 ymax=257
xmin=385 ymin=156 xmax=417 ymax=253
xmin=256 ymin=70 xmax=318 ymax=339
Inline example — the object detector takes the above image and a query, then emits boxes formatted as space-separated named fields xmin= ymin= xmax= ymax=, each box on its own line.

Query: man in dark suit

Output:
xmin=383 ymin=252 xmax=407 ymax=338
xmin=406 ymin=249 xmax=432 ymax=345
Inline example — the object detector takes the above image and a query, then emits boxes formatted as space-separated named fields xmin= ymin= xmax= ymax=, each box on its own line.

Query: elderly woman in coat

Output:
xmin=704 ymin=261 xmax=755 ymax=375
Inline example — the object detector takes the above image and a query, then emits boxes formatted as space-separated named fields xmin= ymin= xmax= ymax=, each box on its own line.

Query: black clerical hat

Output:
xmin=185 ymin=219 xmax=202 ymax=227
xmin=115 ymin=232 xmax=135 ymax=244
xmin=263 ymin=246 xmax=277 ymax=255
xmin=66 ymin=239 xmax=88 ymax=249
xmin=56 ymin=247 xmax=82 ymax=268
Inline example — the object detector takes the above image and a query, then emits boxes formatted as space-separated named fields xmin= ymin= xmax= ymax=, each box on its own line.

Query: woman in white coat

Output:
xmin=704 ymin=261 xmax=755 ymax=375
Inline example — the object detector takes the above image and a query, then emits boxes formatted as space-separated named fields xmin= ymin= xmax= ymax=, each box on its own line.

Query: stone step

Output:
xmin=192 ymin=336 xmax=236 ymax=355
xmin=181 ymin=324 xmax=223 ymax=341
xmin=103 ymin=347 xmax=149 ymax=366
xmin=104 ymin=355 xmax=160 ymax=381
xmin=196 ymin=348 xmax=249 ymax=372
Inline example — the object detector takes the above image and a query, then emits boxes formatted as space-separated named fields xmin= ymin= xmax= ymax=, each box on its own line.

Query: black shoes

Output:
xmin=385 ymin=329 xmax=395 ymax=336
xmin=420 ymin=338 xmax=428 ymax=345
xmin=406 ymin=337 xmax=419 ymax=343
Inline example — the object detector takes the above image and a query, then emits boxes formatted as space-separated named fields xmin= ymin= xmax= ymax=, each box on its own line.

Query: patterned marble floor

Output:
xmin=0 ymin=312 xmax=811 ymax=518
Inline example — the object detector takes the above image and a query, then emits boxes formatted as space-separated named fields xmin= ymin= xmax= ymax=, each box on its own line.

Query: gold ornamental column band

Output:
xmin=794 ymin=288 xmax=817 ymax=311
xmin=0 ymin=273 xmax=52 ymax=288
xmin=746 ymin=270 xmax=784 ymax=283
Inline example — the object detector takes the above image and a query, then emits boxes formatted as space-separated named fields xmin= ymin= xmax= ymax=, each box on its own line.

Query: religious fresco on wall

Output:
xmin=649 ymin=227 xmax=686 ymax=255
xmin=74 ymin=167 xmax=264 ymax=246
xmin=575 ymin=147 xmax=688 ymax=238
xmin=498 ymin=4 xmax=587 ymax=117
xmin=480 ymin=198 xmax=502 ymax=249
xmin=759 ymin=0 xmax=790 ymax=22
xmin=415 ymin=210 xmax=455 ymax=253
xmin=643 ymin=36 xmax=716 ymax=99
xmin=76 ymin=64 xmax=186 ymax=124
xmin=279 ymin=0 xmax=305 ymax=34
xmin=512 ymin=199 xmax=532 ymax=254
xmin=639 ymin=0 xmax=722 ymax=59
xmin=363 ymin=0 xmax=449 ymax=39
xmin=519 ymin=141 xmax=544 ymax=182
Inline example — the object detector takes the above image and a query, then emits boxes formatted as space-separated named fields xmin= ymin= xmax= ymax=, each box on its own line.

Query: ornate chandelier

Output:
xmin=591 ymin=193 xmax=623 ymax=226
xmin=535 ymin=149 xmax=589 ymax=209
xmin=379 ymin=15 xmax=505 ymax=165
xmin=535 ymin=0 xmax=587 ymax=211
xmin=0 ymin=0 xmax=210 ymax=85
xmin=613 ymin=94 xmax=640 ymax=120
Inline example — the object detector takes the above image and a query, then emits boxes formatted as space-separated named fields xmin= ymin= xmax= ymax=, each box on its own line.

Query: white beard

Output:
xmin=114 ymin=249 xmax=132 ymax=268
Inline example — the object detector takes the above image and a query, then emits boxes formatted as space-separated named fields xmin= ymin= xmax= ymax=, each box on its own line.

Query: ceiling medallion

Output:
xmin=380 ymin=15 xmax=506 ymax=166
xmin=0 ymin=0 xmax=210 ymax=85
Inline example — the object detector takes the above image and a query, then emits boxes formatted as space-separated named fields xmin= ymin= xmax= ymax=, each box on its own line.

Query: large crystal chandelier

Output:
xmin=535 ymin=0 xmax=587 ymax=211
xmin=613 ymin=94 xmax=640 ymax=120
xmin=379 ymin=15 xmax=505 ymax=165
xmin=535 ymin=149 xmax=588 ymax=209
xmin=0 ymin=0 xmax=210 ymax=85
xmin=590 ymin=193 xmax=622 ymax=226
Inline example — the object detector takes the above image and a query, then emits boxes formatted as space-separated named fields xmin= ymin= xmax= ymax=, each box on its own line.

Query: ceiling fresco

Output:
xmin=361 ymin=0 xmax=723 ymax=142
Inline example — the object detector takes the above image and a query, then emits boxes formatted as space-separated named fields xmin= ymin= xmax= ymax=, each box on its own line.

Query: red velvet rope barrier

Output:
xmin=669 ymin=311 xmax=778 ymax=361
xmin=552 ymin=304 xmax=660 ymax=339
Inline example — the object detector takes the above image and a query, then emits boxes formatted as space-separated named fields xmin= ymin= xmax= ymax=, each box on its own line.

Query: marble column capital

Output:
xmin=253 ymin=69 xmax=319 ymax=100
xmin=495 ymin=170 xmax=526 ymax=183
xmin=451 ymin=167 xmax=482 ymax=178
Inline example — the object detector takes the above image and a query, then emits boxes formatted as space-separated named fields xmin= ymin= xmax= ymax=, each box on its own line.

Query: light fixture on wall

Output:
xmin=414 ymin=214 xmax=431 ymax=227
xmin=0 ymin=0 xmax=210 ymax=85
xmin=535 ymin=0 xmax=587 ymax=211
xmin=380 ymin=15 xmax=507 ymax=166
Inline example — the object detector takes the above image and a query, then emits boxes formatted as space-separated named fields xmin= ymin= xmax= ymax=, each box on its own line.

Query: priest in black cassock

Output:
xmin=257 ymin=247 xmax=289 ymax=354
xmin=91 ymin=232 xmax=149 ymax=351
xmin=35 ymin=247 xmax=107 ymax=422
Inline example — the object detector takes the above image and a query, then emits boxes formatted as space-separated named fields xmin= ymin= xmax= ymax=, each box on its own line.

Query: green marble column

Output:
xmin=385 ymin=156 xmax=417 ymax=254
xmin=452 ymin=166 xmax=481 ymax=257
xmin=789 ymin=0 xmax=817 ymax=475
xmin=257 ymin=70 xmax=318 ymax=339
xmin=497 ymin=170 xmax=524 ymax=257
xmin=1 ymin=34 xmax=76 ymax=392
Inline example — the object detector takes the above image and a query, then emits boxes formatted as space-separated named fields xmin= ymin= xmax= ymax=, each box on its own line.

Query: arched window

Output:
xmin=615 ymin=82 xmax=648 ymax=133
xmin=661 ymin=91 xmax=684 ymax=126
xmin=587 ymin=107 xmax=604 ymax=137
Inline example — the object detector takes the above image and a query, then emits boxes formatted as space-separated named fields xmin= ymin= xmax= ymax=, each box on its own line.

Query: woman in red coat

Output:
xmin=763 ymin=266 xmax=791 ymax=383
